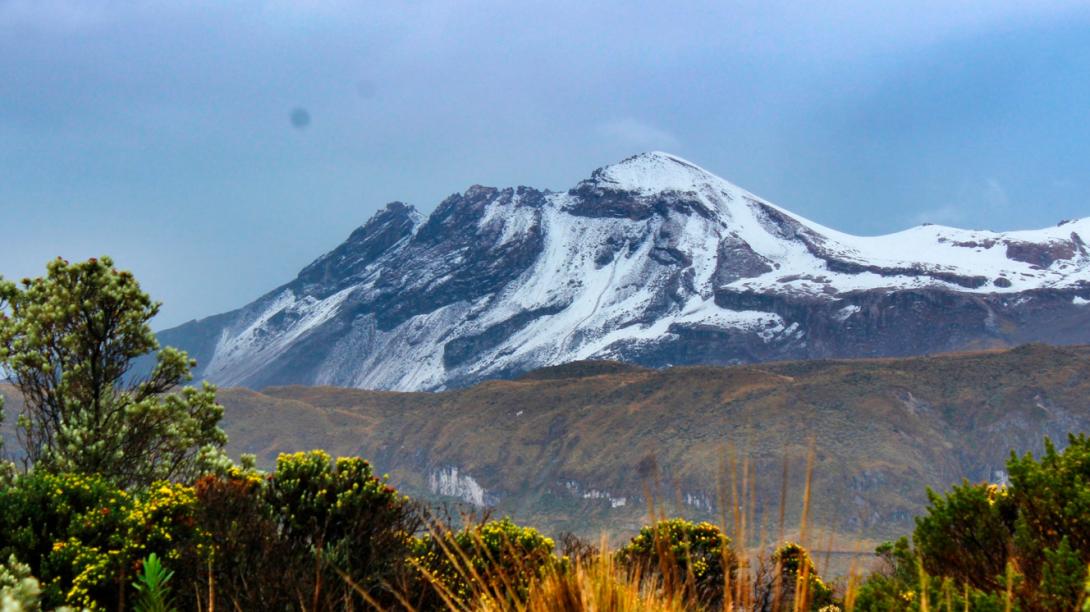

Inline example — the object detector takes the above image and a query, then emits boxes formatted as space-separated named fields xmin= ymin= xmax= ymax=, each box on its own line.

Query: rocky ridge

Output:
xmin=159 ymin=152 xmax=1090 ymax=390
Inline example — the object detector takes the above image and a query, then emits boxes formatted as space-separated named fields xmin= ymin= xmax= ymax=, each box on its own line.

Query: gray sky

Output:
xmin=3 ymin=1 xmax=1090 ymax=328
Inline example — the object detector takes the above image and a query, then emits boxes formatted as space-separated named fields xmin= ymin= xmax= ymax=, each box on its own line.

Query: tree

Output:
xmin=0 ymin=256 xmax=226 ymax=486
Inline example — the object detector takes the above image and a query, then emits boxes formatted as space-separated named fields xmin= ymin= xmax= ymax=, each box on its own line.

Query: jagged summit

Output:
xmin=158 ymin=153 xmax=1090 ymax=391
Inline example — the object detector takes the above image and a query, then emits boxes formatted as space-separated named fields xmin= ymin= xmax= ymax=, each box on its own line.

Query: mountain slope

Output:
xmin=206 ymin=344 xmax=1090 ymax=542
xmin=160 ymin=152 xmax=1090 ymax=391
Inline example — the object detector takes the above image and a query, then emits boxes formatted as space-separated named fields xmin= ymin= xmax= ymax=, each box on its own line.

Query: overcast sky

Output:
xmin=3 ymin=1 xmax=1090 ymax=328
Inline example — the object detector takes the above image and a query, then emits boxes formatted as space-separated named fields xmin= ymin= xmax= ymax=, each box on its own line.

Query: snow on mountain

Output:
xmin=158 ymin=152 xmax=1090 ymax=391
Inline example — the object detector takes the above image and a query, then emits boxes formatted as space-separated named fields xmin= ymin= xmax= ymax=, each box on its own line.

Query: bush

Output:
xmin=184 ymin=470 xmax=294 ymax=610
xmin=856 ymin=433 xmax=1090 ymax=610
xmin=913 ymin=481 xmax=1013 ymax=592
xmin=413 ymin=517 xmax=556 ymax=608
xmin=760 ymin=542 xmax=835 ymax=611
xmin=618 ymin=518 xmax=736 ymax=606
xmin=0 ymin=472 xmax=196 ymax=611
xmin=264 ymin=451 xmax=419 ymax=609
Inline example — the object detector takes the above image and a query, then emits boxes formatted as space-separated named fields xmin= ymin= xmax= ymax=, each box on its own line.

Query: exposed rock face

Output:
xmin=159 ymin=152 xmax=1090 ymax=391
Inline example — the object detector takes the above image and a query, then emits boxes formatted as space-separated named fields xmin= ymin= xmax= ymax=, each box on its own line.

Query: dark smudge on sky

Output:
xmin=290 ymin=107 xmax=311 ymax=129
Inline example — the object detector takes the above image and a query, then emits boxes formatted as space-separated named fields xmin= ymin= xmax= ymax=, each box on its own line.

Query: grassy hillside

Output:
xmin=3 ymin=344 xmax=1087 ymax=549
xmin=192 ymin=343 xmax=1090 ymax=549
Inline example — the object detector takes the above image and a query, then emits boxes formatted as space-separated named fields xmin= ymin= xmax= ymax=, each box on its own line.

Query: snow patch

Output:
xmin=429 ymin=466 xmax=493 ymax=507
xmin=834 ymin=305 xmax=861 ymax=322
xmin=562 ymin=480 xmax=628 ymax=508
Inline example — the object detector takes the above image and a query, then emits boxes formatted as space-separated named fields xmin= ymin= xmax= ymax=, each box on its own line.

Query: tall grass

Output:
xmin=330 ymin=439 xmax=1050 ymax=611
xmin=379 ymin=441 xmax=857 ymax=612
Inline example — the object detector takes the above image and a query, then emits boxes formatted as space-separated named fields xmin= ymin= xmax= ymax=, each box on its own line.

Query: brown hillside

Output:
xmin=3 ymin=344 xmax=1089 ymax=548
xmin=219 ymin=344 xmax=1090 ymax=544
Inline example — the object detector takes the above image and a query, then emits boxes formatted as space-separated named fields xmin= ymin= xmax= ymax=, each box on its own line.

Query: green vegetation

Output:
xmin=3 ymin=256 xmax=1090 ymax=610
xmin=132 ymin=554 xmax=174 ymax=612
xmin=853 ymin=433 xmax=1090 ymax=610
xmin=618 ymin=518 xmax=736 ymax=606
xmin=0 ymin=257 xmax=227 ymax=487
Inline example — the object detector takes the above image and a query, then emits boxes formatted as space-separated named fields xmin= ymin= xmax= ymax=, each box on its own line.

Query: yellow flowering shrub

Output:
xmin=618 ymin=518 xmax=736 ymax=606
xmin=412 ymin=517 xmax=556 ymax=607
xmin=0 ymin=472 xmax=197 ymax=610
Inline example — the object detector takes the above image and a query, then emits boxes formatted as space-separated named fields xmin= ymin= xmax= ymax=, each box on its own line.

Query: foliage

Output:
xmin=618 ymin=518 xmax=736 ymax=607
xmin=856 ymin=434 xmax=1090 ymax=610
xmin=184 ymin=470 xmax=294 ymax=610
xmin=0 ymin=554 xmax=43 ymax=612
xmin=913 ymin=481 xmax=1013 ymax=592
xmin=0 ymin=395 xmax=14 ymax=488
xmin=766 ymin=542 xmax=835 ymax=611
xmin=0 ymin=472 xmax=196 ymax=611
xmin=0 ymin=257 xmax=227 ymax=487
xmin=131 ymin=554 xmax=174 ymax=612
xmin=264 ymin=450 xmax=419 ymax=609
xmin=1007 ymin=434 xmax=1090 ymax=591
xmin=852 ymin=538 xmax=1009 ymax=611
xmin=413 ymin=517 xmax=556 ymax=609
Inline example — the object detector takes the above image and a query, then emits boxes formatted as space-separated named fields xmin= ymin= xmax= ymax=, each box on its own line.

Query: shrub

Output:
xmin=618 ymin=518 xmax=736 ymax=606
xmin=1007 ymin=434 xmax=1090 ymax=593
xmin=413 ymin=517 xmax=556 ymax=608
xmin=766 ymin=542 xmax=835 ymax=612
xmin=852 ymin=537 xmax=1009 ymax=612
xmin=184 ymin=470 xmax=295 ymax=610
xmin=0 ymin=471 xmax=133 ymax=609
xmin=0 ymin=472 xmax=197 ymax=611
xmin=263 ymin=451 xmax=419 ymax=610
xmin=913 ymin=481 xmax=1013 ymax=592
xmin=856 ymin=435 xmax=1090 ymax=609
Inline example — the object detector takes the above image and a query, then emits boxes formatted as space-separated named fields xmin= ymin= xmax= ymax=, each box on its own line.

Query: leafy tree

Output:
xmin=0 ymin=257 xmax=226 ymax=487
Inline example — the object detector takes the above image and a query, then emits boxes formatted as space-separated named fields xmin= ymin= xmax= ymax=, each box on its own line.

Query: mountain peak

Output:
xmin=161 ymin=153 xmax=1090 ymax=392
xmin=584 ymin=151 xmax=725 ymax=195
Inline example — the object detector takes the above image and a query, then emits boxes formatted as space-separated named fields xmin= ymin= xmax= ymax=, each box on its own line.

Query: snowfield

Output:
xmin=160 ymin=152 xmax=1090 ymax=391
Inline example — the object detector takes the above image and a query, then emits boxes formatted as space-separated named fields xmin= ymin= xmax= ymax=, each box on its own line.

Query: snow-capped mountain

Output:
xmin=160 ymin=152 xmax=1090 ymax=391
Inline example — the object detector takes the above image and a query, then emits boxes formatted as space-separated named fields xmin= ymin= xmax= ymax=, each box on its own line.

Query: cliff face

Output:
xmin=159 ymin=152 xmax=1090 ymax=391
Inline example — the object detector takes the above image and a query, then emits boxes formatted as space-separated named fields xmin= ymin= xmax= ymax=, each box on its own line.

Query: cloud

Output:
xmin=597 ymin=118 xmax=680 ymax=152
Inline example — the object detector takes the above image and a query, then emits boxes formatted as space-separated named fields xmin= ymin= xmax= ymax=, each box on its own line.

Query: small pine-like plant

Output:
xmin=132 ymin=554 xmax=175 ymax=612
